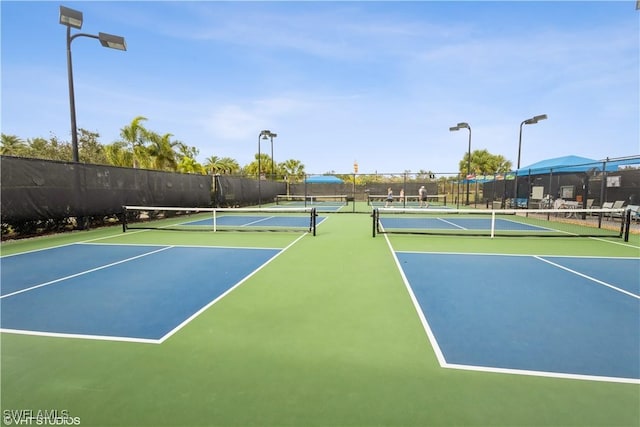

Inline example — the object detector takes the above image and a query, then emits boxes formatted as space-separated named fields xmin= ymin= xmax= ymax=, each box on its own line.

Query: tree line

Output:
xmin=0 ymin=116 xmax=306 ymax=182
xmin=1 ymin=115 xmax=512 ymax=182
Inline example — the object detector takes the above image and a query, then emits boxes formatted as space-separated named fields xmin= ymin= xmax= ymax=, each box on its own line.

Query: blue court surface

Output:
xmin=0 ymin=243 xmax=280 ymax=342
xmin=396 ymin=252 xmax=640 ymax=382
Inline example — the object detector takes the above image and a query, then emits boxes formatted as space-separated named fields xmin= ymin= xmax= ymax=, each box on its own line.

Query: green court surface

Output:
xmin=1 ymin=208 xmax=639 ymax=427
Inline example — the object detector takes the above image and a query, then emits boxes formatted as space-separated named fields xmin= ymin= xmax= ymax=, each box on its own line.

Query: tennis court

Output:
xmin=1 ymin=204 xmax=639 ymax=426
xmin=394 ymin=251 xmax=639 ymax=382
xmin=1 ymin=243 xmax=287 ymax=342
xmin=373 ymin=207 xmax=629 ymax=238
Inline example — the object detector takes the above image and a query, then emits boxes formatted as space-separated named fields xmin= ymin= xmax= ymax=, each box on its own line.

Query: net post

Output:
xmin=623 ymin=209 xmax=631 ymax=242
xmin=122 ymin=206 xmax=127 ymax=232
xmin=312 ymin=208 xmax=317 ymax=236
xmin=372 ymin=208 xmax=378 ymax=237
xmin=490 ymin=209 xmax=496 ymax=239
xmin=213 ymin=209 xmax=217 ymax=232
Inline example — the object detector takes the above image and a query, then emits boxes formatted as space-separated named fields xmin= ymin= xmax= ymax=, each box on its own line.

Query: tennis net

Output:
xmin=123 ymin=206 xmax=318 ymax=235
xmin=275 ymin=194 xmax=349 ymax=207
xmin=372 ymin=207 xmax=631 ymax=240
xmin=367 ymin=194 xmax=447 ymax=207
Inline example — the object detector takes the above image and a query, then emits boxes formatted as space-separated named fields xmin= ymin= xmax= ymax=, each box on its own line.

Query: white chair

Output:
xmin=611 ymin=201 xmax=626 ymax=220
xmin=602 ymin=201 xmax=625 ymax=220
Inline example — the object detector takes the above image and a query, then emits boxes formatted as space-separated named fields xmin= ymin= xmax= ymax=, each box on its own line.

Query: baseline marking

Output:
xmin=2 ymin=232 xmax=311 ymax=344
xmin=384 ymin=240 xmax=639 ymax=384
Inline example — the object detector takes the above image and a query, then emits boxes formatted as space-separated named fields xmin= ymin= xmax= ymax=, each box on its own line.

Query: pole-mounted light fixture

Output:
xmin=60 ymin=5 xmax=126 ymax=162
xmin=514 ymin=114 xmax=548 ymax=205
xmin=269 ymin=132 xmax=278 ymax=180
xmin=450 ymin=122 xmax=472 ymax=205
xmin=257 ymin=130 xmax=275 ymax=206
xmin=517 ymin=114 xmax=548 ymax=169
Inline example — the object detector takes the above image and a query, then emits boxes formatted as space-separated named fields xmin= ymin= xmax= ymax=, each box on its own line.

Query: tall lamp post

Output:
xmin=257 ymin=130 xmax=274 ymax=206
xmin=269 ymin=132 xmax=278 ymax=180
xmin=449 ymin=122 xmax=472 ymax=205
xmin=515 ymin=114 xmax=547 ymax=202
xmin=60 ymin=6 xmax=126 ymax=163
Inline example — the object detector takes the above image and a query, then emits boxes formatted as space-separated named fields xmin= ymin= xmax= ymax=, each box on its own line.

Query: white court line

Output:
xmin=443 ymin=363 xmax=639 ymax=384
xmin=0 ymin=246 xmax=174 ymax=299
xmin=589 ymin=236 xmax=640 ymax=249
xmin=1 ymin=232 xmax=311 ymax=344
xmin=158 ymin=232 xmax=309 ymax=343
xmin=384 ymin=244 xmax=640 ymax=384
xmin=436 ymin=217 xmax=467 ymax=229
xmin=534 ymin=255 xmax=640 ymax=299
xmin=0 ymin=328 xmax=161 ymax=345
xmin=80 ymin=241 xmax=283 ymax=251
xmin=0 ymin=229 xmax=149 ymax=259
xmin=396 ymin=250 xmax=640 ymax=260
xmin=241 ymin=216 xmax=275 ymax=226
xmin=383 ymin=233 xmax=448 ymax=367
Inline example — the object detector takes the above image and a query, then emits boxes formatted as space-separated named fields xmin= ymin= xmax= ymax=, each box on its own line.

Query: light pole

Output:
xmin=515 ymin=114 xmax=547 ymax=202
xmin=449 ymin=122 xmax=472 ymax=205
xmin=257 ymin=130 xmax=273 ymax=206
xmin=270 ymin=132 xmax=278 ymax=180
xmin=60 ymin=6 xmax=126 ymax=163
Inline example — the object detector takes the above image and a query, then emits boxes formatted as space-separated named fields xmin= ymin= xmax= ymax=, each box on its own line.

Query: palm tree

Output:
xmin=218 ymin=157 xmax=240 ymax=174
xmin=176 ymin=144 xmax=205 ymax=174
xmin=281 ymin=159 xmax=305 ymax=183
xmin=490 ymin=155 xmax=512 ymax=173
xmin=460 ymin=149 xmax=513 ymax=176
xmin=119 ymin=116 xmax=148 ymax=168
xmin=1 ymin=134 xmax=27 ymax=156
xmin=204 ymin=156 xmax=240 ymax=175
xmin=204 ymin=155 xmax=221 ymax=174
xmin=146 ymin=131 xmax=179 ymax=171
xmin=103 ymin=141 xmax=133 ymax=167
xmin=245 ymin=153 xmax=273 ymax=179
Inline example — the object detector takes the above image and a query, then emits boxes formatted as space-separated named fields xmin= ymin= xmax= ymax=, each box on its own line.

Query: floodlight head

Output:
xmin=456 ymin=122 xmax=470 ymax=129
xmin=270 ymin=133 xmax=277 ymax=138
xmin=449 ymin=126 xmax=460 ymax=132
xmin=524 ymin=114 xmax=548 ymax=125
xmin=59 ymin=6 xmax=83 ymax=29
xmin=260 ymin=130 xmax=271 ymax=140
xmin=98 ymin=32 xmax=127 ymax=51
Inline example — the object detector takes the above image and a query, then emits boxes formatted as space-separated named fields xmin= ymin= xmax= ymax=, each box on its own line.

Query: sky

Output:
xmin=1 ymin=1 xmax=639 ymax=175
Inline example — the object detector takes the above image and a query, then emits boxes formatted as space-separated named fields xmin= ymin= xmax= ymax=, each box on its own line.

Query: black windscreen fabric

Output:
xmin=1 ymin=156 xmax=212 ymax=222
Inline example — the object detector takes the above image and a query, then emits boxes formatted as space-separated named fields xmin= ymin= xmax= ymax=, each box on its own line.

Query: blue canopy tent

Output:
xmin=515 ymin=155 xmax=618 ymax=176
xmin=305 ymin=175 xmax=344 ymax=184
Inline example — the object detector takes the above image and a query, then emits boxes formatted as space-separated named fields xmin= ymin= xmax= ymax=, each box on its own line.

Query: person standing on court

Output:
xmin=419 ymin=185 xmax=429 ymax=207
xmin=385 ymin=187 xmax=394 ymax=207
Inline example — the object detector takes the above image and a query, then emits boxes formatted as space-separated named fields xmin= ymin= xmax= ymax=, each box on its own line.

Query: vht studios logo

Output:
xmin=2 ymin=409 xmax=81 ymax=425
